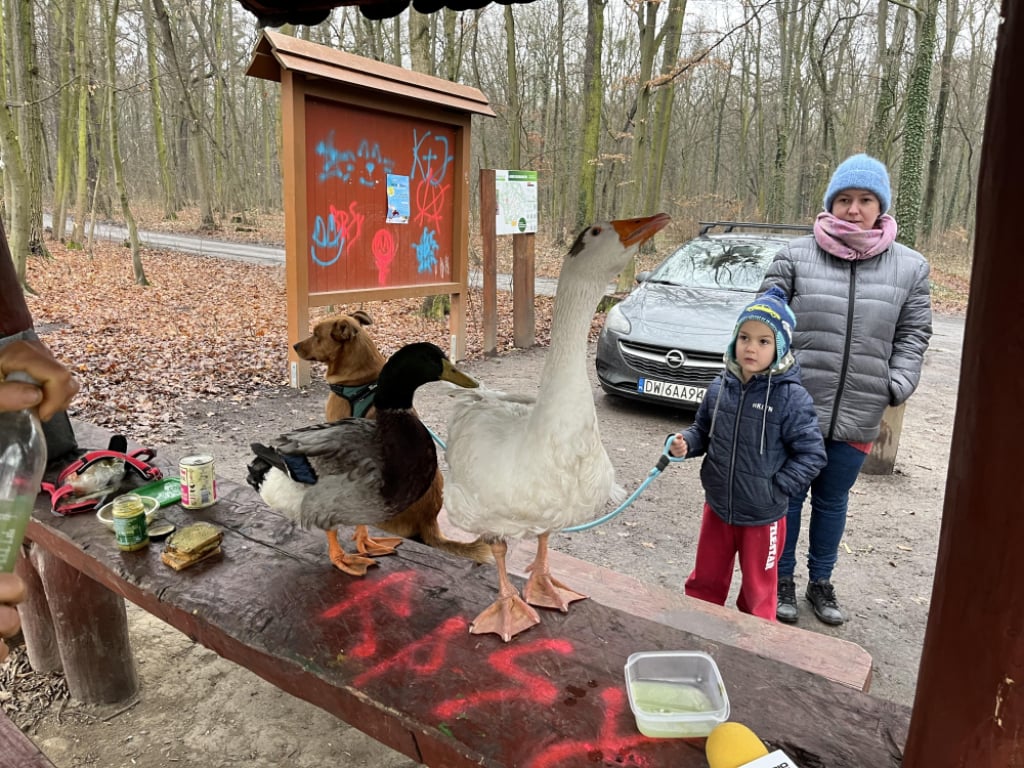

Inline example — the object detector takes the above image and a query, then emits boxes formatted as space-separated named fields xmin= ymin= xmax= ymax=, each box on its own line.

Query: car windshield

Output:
xmin=648 ymin=238 xmax=782 ymax=291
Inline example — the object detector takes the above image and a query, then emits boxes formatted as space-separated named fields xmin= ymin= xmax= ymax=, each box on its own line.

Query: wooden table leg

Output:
xmin=31 ymin=547 xmax=138 ymax=704
xmin=14 ymin=547 xmax=62 ymax=673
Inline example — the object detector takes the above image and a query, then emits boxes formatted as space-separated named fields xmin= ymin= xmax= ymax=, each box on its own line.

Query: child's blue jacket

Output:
xmin=681 ymin=356 xmax=826 ymax=527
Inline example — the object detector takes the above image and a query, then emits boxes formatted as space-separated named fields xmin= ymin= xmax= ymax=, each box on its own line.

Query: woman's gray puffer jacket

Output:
xmin=760 ymin=234 xmax=932 ymax=443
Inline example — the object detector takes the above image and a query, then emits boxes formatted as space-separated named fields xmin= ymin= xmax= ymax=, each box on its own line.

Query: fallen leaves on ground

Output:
xmin=26 ymin=240 xmax=564 ymax=444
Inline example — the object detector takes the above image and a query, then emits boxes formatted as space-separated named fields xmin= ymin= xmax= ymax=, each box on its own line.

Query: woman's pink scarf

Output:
xmin=813 ymin=212 xmax=898 ymax=261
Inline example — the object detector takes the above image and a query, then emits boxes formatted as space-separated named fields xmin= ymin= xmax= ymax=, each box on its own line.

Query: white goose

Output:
xmin=443 ymin=213 xmax=671 ymax=641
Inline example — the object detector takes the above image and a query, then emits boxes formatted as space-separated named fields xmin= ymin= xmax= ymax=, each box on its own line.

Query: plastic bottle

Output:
xmin=0 ymin=371 xmax=47 ymax=572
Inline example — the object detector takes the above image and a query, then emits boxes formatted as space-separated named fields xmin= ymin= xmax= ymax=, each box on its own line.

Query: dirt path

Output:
xmin=10 ymin=314 xmax=963 ymax=767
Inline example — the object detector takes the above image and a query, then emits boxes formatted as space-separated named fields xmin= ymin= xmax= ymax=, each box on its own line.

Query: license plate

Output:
xmin=637 ymin=378 xmax=706 ymax=403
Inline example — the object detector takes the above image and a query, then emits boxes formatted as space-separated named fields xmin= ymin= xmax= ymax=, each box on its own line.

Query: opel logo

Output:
xmin=665 ymin=349 xmax=686 ymax=368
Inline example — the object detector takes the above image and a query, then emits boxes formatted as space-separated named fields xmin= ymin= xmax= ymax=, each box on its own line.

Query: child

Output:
xmin=669 ymin=286 xmax=826 ymax=621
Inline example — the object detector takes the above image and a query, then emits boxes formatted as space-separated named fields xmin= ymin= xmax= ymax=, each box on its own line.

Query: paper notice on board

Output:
xmin=386 ymin=174 xmax=410 ymax=223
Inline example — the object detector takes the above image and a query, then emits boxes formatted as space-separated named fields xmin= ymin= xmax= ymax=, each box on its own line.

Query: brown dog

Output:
xmin=294 ymin=311 xmax=491 ymax=573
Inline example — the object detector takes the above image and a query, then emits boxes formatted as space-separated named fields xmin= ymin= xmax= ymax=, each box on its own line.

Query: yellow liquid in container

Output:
xmin=628 ymin=680 xmax=717 ymax=737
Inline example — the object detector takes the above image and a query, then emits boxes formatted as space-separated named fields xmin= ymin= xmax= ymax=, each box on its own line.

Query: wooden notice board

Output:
xmin=246 ymin=30 xmax=495 ymax=384
xmin=304 ymin=98 xmax=458 ymax=294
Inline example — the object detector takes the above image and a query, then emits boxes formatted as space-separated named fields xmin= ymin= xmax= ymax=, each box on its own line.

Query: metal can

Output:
xmin=112 ymin=493 xmax=150 ymax=551
xmin=179 ymin=455 xmax=217 ymax=509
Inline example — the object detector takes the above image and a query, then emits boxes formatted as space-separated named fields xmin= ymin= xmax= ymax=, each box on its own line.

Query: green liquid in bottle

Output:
xmin=0 ymin=496 xmax=34 ymax=572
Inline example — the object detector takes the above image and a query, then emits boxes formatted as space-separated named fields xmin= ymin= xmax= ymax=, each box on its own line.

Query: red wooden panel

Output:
xmin=304 ymin=97 xmax=457 ymax=294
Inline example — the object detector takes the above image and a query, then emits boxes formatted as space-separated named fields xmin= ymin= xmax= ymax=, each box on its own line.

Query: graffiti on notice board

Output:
xmin=307 ymin=103 xmax=458 ymax=291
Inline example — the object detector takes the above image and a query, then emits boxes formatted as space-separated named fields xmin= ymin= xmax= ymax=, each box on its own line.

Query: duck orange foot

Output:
xmin=469 ymin=594 xmax=541 ymax=643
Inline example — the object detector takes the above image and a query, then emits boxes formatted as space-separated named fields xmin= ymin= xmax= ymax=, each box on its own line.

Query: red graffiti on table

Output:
xmin=371 ymin=228 xmax=397 ymax=285
xmin=319 ymin=571 xmax=415 ymax=659
xmin=433 ymin=638 xmax=573 ymax=718
xmin=352 ymin=615 xmax=467 ymax=688
xmin=322 ymin=569 xmax=657 ymax=766
xmin=524 ymin=687 xmax=655 ymax=768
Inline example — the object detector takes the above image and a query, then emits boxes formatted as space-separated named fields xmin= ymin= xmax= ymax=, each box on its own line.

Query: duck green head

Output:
xmin=375 ymin=342 xmax=478 ymax=409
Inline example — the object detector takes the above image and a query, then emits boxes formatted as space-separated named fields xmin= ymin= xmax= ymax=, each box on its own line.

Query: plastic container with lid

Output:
xmin=624 ymin=650 xmax=730 ymax=738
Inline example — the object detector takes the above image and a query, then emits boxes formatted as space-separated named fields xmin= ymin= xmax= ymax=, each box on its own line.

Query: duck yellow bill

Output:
xmin=611 ymin=212 xmax=671 ymax=248
xmin=441 ymin=359 xmax=479 ymax=389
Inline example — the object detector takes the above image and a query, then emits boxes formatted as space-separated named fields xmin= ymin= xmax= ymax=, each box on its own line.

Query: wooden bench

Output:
xmin=0 ymin=712 xmax=58 ymax=768
xmin=17 ymin=429 xmax=907 ymax=767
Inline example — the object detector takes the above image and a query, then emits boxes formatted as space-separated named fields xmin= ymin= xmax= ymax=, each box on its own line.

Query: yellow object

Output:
xmin=704 ymin=722 xmax=769 ymax=768
xmin=112 ymin=493 xmax=150 ymax=551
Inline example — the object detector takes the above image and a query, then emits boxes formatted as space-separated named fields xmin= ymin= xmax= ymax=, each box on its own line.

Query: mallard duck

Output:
xmin=246 ymin=342 xmax=478 ymax=575
xmin=443 ymin=213 xmax=671 ymax=641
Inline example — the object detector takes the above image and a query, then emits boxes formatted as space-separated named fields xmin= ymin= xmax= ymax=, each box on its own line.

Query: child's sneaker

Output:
xmin=806 ymin=579 xmax=845 ymax=625
xmin=776 ymin=576 xmax=798 ymax=623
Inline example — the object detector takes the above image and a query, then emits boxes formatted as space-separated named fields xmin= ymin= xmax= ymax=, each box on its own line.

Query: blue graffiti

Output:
xmin=316 ymin=130 xmax=395 ymax=187
xmin=411 ymin=130 xmax=452 ymax=186
xmin=316 ymin=131 xmax=357 ymax=184
xmin=355 ymin=140 xmax=394 ymax=187
xmin=412 ymin=227 xmax=440 ymax=273
xmin=310 ymin=213 xmax=344 ymax=267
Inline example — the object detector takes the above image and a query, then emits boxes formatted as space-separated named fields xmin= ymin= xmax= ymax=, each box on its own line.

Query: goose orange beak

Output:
xmin=611 ymin=213 xmax=671 ymax=248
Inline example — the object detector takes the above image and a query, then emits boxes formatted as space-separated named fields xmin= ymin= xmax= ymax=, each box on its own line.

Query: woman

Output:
xmin=760 ymin=153 xmax=933 ymax=626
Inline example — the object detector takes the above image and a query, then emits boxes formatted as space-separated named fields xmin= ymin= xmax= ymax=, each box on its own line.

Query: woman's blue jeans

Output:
xmin=778 ymin=439 xmax=868 ymax=582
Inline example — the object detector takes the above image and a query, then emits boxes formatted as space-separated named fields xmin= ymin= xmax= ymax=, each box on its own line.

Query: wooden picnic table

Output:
xmin=16 ymin=426 xmax=909 ymax=767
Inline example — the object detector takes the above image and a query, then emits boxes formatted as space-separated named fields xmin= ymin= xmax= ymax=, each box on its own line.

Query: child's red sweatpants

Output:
xmin=683 ymin=502 xmax=785 ymax=621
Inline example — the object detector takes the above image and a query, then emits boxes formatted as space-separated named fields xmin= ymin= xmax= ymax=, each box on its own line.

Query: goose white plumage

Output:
xmin=443 ymin=213 xmax=671 ymax=641
xmin=246 ymin=342 xmax=478 ymax=575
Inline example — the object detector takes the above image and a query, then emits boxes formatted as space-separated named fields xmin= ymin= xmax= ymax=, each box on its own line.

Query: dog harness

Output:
xmin=41 ymin=443 xmax=163 ymax=515
xmin=329 ymin=382 xmax=378 ymax=419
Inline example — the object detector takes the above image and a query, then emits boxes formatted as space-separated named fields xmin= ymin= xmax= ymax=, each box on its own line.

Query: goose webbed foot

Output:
xmin=326 ymin=530 xmax=379 ymax=576
xmin=469 ymin=539 xmax=540 ymax=642
xmin=523 ymin=532 xmax=587 ymax=611
xmin=469 ymin=594 xmax=540 ymax=643
xmin=352 ymin=524 xmax=403 ymax=556
xmin=524 ymin=571 xmax=587 ymax=612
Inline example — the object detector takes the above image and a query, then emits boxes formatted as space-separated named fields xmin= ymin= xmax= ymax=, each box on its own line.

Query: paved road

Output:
xmin=45 ymin=214 xmax=564 ymax=296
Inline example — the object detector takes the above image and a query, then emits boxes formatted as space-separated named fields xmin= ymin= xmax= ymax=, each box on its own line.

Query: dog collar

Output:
xmin=329 ymin=382 xmax=378 ymax=419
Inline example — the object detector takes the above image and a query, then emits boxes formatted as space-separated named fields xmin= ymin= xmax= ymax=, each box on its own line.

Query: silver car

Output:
xmin=595 ymin=222 xmax=811 ymax=410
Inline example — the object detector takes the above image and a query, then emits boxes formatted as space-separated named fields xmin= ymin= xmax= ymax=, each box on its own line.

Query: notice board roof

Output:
xmin=246 ymin=30 xmax=496 ymax=118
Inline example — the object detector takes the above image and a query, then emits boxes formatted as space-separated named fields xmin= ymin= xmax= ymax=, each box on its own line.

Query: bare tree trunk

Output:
xmin=142 ymin=0 xmax=178 ymax=219
xmin=151 ymin=0 xmax=215 ymax=230
xmin=102 ymin=0 xmax=146 ymax=285
xmin=645 ymin=0 xmax=686 ymax=218
xmin=921 ymin=0 xmax=958 ymax=239
xmin=867 ymin=1 xmax=909 ymax=162
xmin=894 ymin=0 xmax=938 ymax=247
xmin=408 ymin=9 xmax=431 ymax=75
xmin=71 ymin=0 xmax=90 ymax=245
xmin=575 ymin=0 xmax=605 ymax=230
xmin=504 ymin=6 xmax=521 ymax=168
xmin=51 ymin=4 xmax=74 ymax=241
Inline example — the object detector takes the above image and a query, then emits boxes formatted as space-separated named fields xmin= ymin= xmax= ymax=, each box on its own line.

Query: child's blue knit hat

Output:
xmin=823 ymin=153 xmax=891 ymax=213
xmin=730 ymin=286 xmax=796 ymax=365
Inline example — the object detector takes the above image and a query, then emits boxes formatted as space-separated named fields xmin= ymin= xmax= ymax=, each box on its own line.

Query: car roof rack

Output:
xmin=697 ymin=221 xmax=813 ymax=236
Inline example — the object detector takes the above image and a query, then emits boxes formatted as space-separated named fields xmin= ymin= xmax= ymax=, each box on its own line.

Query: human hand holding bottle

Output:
xmin=0 ymin=340 xmax=79 ymax=420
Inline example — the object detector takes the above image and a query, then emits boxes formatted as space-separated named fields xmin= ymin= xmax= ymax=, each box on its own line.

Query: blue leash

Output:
xmin=425 ymin=428 xmax=685 ymax=533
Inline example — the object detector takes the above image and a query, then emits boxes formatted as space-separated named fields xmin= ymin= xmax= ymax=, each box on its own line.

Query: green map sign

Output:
xmin=495 ymin=169 xmax=538 ymax=235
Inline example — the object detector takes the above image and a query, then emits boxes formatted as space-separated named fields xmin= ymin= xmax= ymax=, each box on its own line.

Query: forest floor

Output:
xmin=2 ymin=206 xmax=971 ymax=767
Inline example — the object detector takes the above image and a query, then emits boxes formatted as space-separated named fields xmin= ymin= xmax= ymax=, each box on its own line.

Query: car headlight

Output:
xmin=603 ymin=303 xmax=632 ymax=335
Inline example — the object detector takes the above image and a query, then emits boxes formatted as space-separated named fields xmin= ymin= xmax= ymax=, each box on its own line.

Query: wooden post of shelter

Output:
xmin=512 ymin=232 xmax=536 ymax=349
xmin=903 ymin=1 xmax=1024 ymax=762
xmin=860 ymin=403 xmax=905 ymax=475
xmin=245 ymin=31 xmax=496 ymax=377
xmin=479 ymin=169 xmax=498 ymax=356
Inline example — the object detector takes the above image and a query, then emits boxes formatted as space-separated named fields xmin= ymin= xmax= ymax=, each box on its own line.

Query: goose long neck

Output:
xmin=538 ymin=276 xmax=606 ymax=393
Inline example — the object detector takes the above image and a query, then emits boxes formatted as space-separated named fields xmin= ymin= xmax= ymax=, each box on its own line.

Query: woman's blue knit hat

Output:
xmin=731 ymin=286 xmax=796 ymax=365
xmin=823 ymin=153 xmax=891 ymax=213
